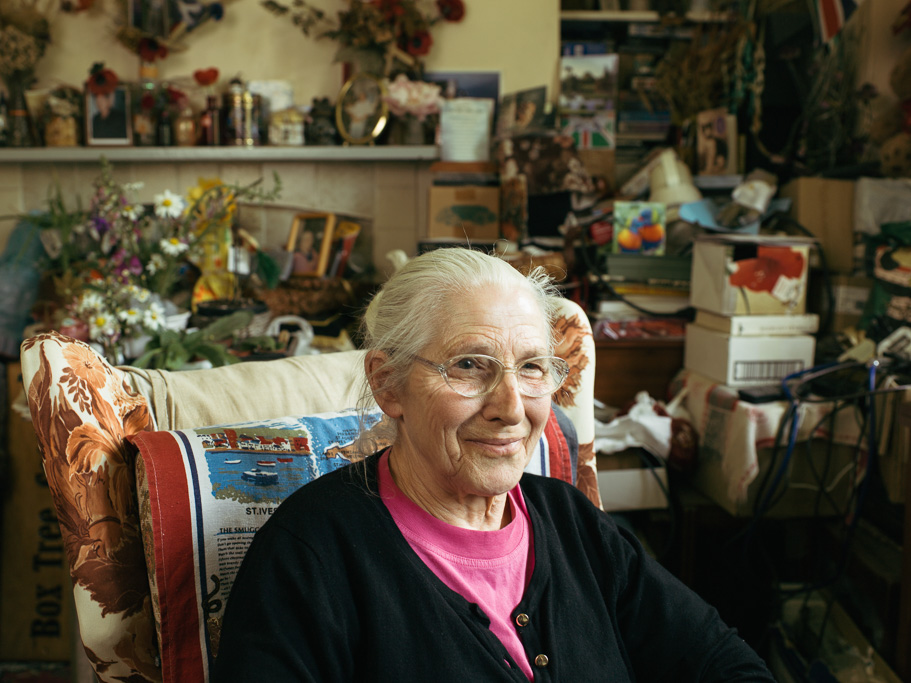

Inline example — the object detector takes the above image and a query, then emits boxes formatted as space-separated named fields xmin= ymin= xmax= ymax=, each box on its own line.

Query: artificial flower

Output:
xmin=383 ymin=73 xmax=442 ymax=120
xmin=262 ymin=0 xmax=466 ymax=74
xmin=436 ymin=0 xmax=464 ymax=21
xmin=193 ymin=67 xmax=219 ymax=87
xmin=85 ymin=62 xmax=118 ymax=96
xmin=138 ymin=36 xmax=168 ymax=62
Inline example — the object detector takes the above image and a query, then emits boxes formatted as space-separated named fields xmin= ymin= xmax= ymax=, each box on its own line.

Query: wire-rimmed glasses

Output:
xmin=413 ymin=353 xmax=570 ymax=398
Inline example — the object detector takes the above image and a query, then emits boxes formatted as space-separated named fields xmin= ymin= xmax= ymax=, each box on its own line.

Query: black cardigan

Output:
xmin=212 ymin=454 xmax=774 ymax=682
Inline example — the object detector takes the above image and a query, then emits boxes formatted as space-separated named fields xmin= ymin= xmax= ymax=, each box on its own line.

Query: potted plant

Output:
xmin=132 ymin=310 xmax=254 ymax=370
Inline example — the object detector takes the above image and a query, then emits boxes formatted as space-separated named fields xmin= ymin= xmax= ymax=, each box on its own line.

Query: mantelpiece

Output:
xmin=0 ymin=146 xmax=439 ymax=164
xmin=0 ymin=146 xmax=441 ymax=269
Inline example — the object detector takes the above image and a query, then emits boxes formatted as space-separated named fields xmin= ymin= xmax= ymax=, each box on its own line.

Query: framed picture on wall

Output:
xmin=85 ymin=85 xmax=132 ymax=146
xmin=286 ymin=212 xmax=337 ymax=277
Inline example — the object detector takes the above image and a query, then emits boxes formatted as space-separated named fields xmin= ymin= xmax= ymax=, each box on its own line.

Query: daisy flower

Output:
xmin=89 ymin=313 xmax=117 ymax=341
xmin=154 ymin=190 xmax=187 ymax=219
xmin=160 ymin=236 xmax=190 ymax=256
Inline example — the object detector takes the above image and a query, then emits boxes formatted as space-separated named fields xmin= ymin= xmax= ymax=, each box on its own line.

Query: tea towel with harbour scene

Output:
xmin=129 ymin=406 xmax=575 ymax=680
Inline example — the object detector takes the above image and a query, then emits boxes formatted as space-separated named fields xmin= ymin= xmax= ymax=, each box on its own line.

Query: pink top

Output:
xmin=379 ymin=451 xmax=535 ymax=680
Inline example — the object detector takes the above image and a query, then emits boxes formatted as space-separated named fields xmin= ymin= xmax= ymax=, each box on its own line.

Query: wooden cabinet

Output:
xmin=593 ymin=337 xmax=684 ymax=408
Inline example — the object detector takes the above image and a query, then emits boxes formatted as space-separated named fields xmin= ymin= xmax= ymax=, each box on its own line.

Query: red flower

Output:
xmin=140 ymin=93 xmax=156 ymax=110
xmin=138 ymin=37 xmax=169 ymax=63
xmin=373 ymin=0 xmax=404 ymax=19
xmin=404 ymin=29 xmax=433 ymax=56
xmin=436 ymin=0 xmax=464 ymax=22
xmin=193 ymin=68 xmax=220 ymax=87
xmin=166 ymin=86 xmax=186 ymax=104
xmin=85 ymin=63 xmax=119 ymax=96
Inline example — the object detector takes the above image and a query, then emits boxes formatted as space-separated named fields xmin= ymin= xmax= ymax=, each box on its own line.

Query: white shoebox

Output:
xmin=684 ymin=323 xmax=816 ymax=388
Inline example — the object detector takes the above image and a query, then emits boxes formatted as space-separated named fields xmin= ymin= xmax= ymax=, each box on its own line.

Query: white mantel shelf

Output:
xmin=0 ymin=145 xmax=440 ymax=164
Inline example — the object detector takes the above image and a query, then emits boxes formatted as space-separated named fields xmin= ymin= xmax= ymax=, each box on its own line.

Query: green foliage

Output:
xmin=132 ymin=310 xmax=254 ymax=371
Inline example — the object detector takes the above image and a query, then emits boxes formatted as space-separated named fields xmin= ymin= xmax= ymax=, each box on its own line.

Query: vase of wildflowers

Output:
xmin=39 ymin=158 xmax=282 ymax=364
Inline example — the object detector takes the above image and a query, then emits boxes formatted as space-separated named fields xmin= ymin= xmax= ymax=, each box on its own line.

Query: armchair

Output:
xmin=19 ymin=297 xmax=597 ymax=683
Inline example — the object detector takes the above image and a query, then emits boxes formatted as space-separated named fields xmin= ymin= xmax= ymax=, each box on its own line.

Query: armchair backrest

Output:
xmin=19 ymin=296 xmax=596 ymax=683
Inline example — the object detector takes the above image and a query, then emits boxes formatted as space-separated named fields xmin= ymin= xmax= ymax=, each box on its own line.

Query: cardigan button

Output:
xmin=515 ymin=613 xmax=530 ymax=627
xmin=535 ymin=654 xmax=549 ymax=668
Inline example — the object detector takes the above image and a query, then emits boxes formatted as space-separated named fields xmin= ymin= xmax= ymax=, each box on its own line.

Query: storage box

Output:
xmin=808 ymin=272 xmax=873 ymax=332
xmin=779 ymin=177 xmax=857 ymax=275
xmin=691 ymin=437 xmax=856 ymax=518
xmin=684 ymin=323 xmax=816 ymax=388
xmin=596 ymin=451 xmax=669 ymax=512
xmin=694 ymin=310 xmax=819 ymax=336
xmin=690 ymin=234 xmax=813 ymax=316
xmin=428 ymin=185 xmax=500 ymax=240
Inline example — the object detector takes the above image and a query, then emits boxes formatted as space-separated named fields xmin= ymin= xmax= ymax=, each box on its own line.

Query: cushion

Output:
xmin=129 ymin=406 xmax=580 ymax=680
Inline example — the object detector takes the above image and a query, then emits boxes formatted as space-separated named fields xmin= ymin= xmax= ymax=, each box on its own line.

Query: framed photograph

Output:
xmin=85 ymin=86 xmax=132 ymax=146
xmin=325 ymin=220 xmax=362 ymax=278
xmin=335 ymin=73 xmax=388 ymax=145
xmin=286 ymin=212 xmax=337 ymax=278
xmin=696 ymin=108 xmax=737 ymax=176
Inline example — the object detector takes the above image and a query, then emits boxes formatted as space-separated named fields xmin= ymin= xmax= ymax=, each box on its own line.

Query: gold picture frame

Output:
xmin=286 ymin=212 xmax=337 ymax=278
xmin=335 ymin=73 xmax=388 ymax=146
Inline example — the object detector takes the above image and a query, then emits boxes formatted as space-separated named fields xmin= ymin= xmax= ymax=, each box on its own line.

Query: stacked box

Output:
xmin=685 ymin=234 xmax=818 ymax=388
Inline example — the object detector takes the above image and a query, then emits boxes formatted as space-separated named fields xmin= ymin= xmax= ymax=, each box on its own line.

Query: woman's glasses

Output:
xmin=414 ymin=354 xmax=570 ymax=398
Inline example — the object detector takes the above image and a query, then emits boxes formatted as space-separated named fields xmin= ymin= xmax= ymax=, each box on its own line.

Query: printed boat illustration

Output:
xmin=224 ymin=459 xmax=241 ymax=464
xmin=277 ymin=457 xmax=293 ymax=463
xmin=256 ymin=460 xmax=276 ymax=467
xmin=242 ymin=468 xmax=278 ymax=485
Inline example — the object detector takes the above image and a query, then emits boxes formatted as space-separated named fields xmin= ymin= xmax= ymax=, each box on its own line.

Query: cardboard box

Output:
xmin=779 ymin=177 xmax=856 ymax=274
xmin=691 ymin=438 xmax=857 ymax=518
xmin=694 ymin=310 xmax=819 ymax=336
xmin=808 ymin=272 xmax=873 ymax=332
xmin=684 ymin=323 xmax=816 ymax=388
xmin=428 ymin=185 xmax=500 ymax=240
xmin=690 ymin=234 xmax=813 ymax=316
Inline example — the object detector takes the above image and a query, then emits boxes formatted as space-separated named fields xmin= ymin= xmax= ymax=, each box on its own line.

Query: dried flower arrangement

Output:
xmin=0 ymin=0 xmax=86 ymax=88
xmin=261 ymin=0 xmax=466 ymax=76
xmin=115 ymin=0 xmax=234 ymax=63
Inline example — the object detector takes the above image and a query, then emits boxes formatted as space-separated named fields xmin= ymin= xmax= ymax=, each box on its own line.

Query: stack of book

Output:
xmin=592 ymin=252 xmax=692 ymax=340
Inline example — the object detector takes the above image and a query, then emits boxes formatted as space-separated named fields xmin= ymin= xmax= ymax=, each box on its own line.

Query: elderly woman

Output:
xmin=212 ymin=248 xmax=774 ymax=682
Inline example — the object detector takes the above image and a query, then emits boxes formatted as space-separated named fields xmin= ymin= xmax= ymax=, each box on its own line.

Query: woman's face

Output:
xmin=384 ymin=284 xmax=553 ymax=501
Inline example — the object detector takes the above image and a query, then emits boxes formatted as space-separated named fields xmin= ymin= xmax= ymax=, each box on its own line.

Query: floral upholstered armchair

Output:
xmin=19 ymin=297 xmax=597 ymax=683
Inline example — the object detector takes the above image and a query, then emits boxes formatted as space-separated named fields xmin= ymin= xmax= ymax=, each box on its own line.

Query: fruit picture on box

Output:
xmin=612 ymin=201 xmax=666 ymax=255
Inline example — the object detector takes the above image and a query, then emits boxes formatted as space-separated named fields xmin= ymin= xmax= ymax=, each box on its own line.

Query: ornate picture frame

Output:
xmin=286 ymin=212 xmax=337 ymax=278
xmin=335 ymin=73 xmax=388 ymax=146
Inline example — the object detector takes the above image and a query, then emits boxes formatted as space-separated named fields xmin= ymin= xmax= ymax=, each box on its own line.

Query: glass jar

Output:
xmin=174 ymin=104 xmax=197 ymax=146
xmin=199 ymin=95 xmax=222 ymax=146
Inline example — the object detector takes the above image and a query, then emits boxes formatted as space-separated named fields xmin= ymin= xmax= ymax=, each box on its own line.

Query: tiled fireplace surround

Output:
xmin=0 ymin=147 xmax=439 ymax=276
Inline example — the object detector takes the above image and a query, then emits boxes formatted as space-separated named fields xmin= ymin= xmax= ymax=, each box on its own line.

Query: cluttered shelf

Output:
xmin=0 ymin=146 xmax=440 ymax=164
xmin=559 ymin=9 xmax=734 ymax=23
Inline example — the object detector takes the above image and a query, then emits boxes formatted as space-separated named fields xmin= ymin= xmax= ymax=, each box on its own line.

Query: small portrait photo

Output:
xmin=336 ymin=73 xmax=387 ymax=145
xmin=286 ymin=212 xmax=337 ymax=278
xmin=696 ymin=108 xmax=737 ymax=176
xmin=86 ymin=86 xmax=131 ymax=146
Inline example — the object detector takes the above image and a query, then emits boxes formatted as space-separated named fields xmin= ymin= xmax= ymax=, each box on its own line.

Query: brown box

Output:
xmin=808 ymin=272 xmax=873 ymax=332
xmin=428 ymin=185 xmax=500 ymax=240
xmin=780 ymin=177 xmax=857 ymax=274
xmin=691 ymin=439 xmax=858 ymax=518
xmin=1 ymin=363 xmax=73 ymax=661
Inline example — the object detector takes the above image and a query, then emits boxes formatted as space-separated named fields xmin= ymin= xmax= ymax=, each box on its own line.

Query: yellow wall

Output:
xmin=33 ymin=0 xmax=558 ymax=110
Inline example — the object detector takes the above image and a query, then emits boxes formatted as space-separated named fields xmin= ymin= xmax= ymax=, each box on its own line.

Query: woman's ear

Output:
xmin=365 ymin=351 xmax=403 ymax=419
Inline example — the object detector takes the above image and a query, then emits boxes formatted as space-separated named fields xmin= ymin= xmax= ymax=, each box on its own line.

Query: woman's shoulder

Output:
xmin=266 ymin=456 xmax=382 ymax=531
